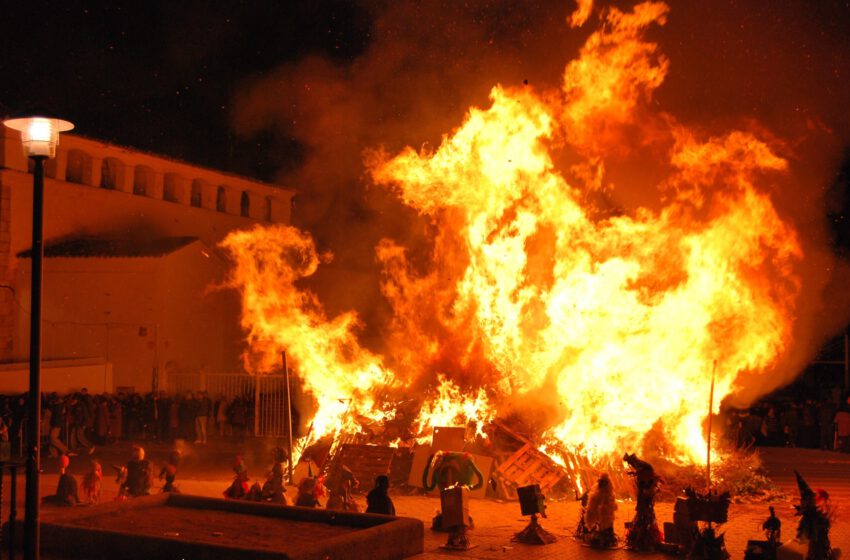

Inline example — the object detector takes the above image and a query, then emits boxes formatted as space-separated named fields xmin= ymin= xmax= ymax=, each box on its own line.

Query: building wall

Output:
xmin=0 ymin=128 xmax=294 ymax=389
xmin=0 ymin=128 xmax=295 ymax=258
xmin=13 ymin=243 xmax=242 ymax=392
xmin=0 ymin=183 xmax=13 ymax=359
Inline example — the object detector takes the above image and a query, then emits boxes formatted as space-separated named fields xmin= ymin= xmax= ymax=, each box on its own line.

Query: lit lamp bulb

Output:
xmin=3 ymin=116 xmax=74 ymax=158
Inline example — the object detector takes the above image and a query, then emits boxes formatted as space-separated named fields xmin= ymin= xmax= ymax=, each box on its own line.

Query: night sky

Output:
xmin=0 ymin=1 xmax=371 ymax=180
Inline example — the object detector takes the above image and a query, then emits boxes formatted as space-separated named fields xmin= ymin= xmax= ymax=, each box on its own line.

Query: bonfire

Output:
xmin=220 ymin=1 xmax=812 ymax=499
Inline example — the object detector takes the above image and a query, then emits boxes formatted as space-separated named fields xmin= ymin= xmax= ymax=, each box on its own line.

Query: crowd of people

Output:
xmin=0 ymin=389 xmax=256 ymax=459
xmin=725 ymin=389 xmax=850 ymax=452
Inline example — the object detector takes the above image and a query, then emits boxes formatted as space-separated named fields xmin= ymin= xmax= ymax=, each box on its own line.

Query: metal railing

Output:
xmin=167 ymin=372 xmax=290 ymax=438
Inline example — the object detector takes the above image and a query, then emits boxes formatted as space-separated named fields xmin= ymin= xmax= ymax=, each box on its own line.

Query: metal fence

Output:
xmin=256 ymin=374 xmax=289 ymax=437
xmin=167 ymin=372 xmax=289 ymax=438
xmin=205 ymin=373 xmax=256 ymax=401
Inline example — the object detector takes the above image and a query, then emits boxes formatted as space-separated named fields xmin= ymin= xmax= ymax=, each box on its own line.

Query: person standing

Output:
xmin=215 ymin=395 xmax=230 ymax=439
xmin=48 ymin=395 xmax=72 ymax=457
xmin=229 ymin=397 xmax=247 ymax=443
xmin=783 ymin=401 xmax=800 ymax=447
xmin=178 ymin=391 xmax=197 ymax=442
xmin=109 ymin=394 xmax=123 ymax=441
xmin=168 ymin=394 xmax=180 ymax=442
xmin=834 ymin=400 xmax=850 ymax=453
xmin=818 ymin=399 xmax=837 ymax=451
xmin=195 ymin=391 xmax=211 ymax=444
xmin=157 ymin=391 xmax=170 ymax=441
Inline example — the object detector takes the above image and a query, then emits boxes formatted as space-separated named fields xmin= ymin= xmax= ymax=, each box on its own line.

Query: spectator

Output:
xmin=109 ymin=394 xmax=123 ymax=441
xmin=94 ymin=395 xmax=109 ymax=444
xmin=834 ymin=401 xmax=850 ymax=453
xmin=739 ymin=410 xmax=760 ymax=448
xmin=48 ymin=395 xmax=72 ymax=457
xmin=169 ymin=394 xmax=180 ymax=441
xmin=157 ymin=391 xmax=171 ymax=441
xmin=366 ymin=475 xmax=395 ymax=515
xmin=195 ymin=391 xmax=211 ymax=444
xmin=763 ymin=406 xmax=782 ymax=446
xmin=68 ymin=393 xmax=91 ymax=451
xmin=818 ymin=399 xmax=837 ymax=451
xmin=216 ymin=395 xmax=230 ymax=439
xmin=10 ymin=394 xmax=25 ymax=455
xmin=178 ymin=391 xmax=197 ymax=441
xmin=782 ymin=401 xmax=800 ymax=447
xmin=143 ymin=392 xmax=157 ymax=440
xmin=800 ymin=400 xmax=818 ymax=448
xmin=80 ymin=388 xmax=96 ymax=434
xmin=126 ymin=393 xmax=144 ymax=439
xmin=229 ymin=397 xmax=248 ymax=443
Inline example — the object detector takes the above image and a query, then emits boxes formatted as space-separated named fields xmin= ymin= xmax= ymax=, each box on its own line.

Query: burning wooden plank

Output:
xmin=332 ymin=444 xmax=395 ymax=494
xmin=494 ymin=443 xmax=567 ymax=499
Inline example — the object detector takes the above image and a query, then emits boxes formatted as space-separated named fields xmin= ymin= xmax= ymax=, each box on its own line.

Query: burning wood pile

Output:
xmin=309 ymin=412 xmax=670 ymax=502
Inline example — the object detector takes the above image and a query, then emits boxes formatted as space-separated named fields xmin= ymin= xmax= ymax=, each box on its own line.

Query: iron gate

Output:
xmin=166 ymin=372 xmax=290 ymax=437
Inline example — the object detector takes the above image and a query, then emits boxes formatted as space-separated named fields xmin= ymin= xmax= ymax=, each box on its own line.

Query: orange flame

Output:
xmin=220 ymin=226 xmax=392 ymax=456
xmin=413 ymin=375 xmax=495 ymax=444
xmin=223 ymin=1 xmax=802 ymax=467
xmin=369 ymin=1 xmax=800 ymax=464
xmin=569 ymin=0 xmax=594 ymax=28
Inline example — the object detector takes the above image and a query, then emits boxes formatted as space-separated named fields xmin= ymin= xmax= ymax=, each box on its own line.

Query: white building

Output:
xmin=0 ymin=127 xmax=295 ymax=393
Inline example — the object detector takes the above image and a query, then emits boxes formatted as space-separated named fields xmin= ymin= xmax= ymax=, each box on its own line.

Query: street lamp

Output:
xmin=3 ymin=114 xmax=73 ymax=560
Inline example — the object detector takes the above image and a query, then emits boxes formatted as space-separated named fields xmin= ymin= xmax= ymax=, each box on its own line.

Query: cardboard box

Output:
xmin=440 ymin=486 xmax=470 ymax=528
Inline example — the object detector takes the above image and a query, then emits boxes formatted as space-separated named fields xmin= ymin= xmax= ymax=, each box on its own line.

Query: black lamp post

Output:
xmin=3 ymin=114 xmax=74 ymax=560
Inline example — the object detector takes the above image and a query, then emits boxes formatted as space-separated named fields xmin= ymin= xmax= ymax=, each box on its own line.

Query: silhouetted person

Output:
xmin=228 ymin=397 xmax=248 ymax=443
xmin=223 ymin=456 xmax=250 ymax=500
xmin=120 ymin=445 xmax=152 ymax=497
xmin=818 ymin=400 xmax=837 ymax=450
xmin=44 ymin=455 xmax=80 ymax=506
xmin=366 ymin=475 xmax=395 ymax=515
xmin=178 ymin=391 xmax=197 ymax=441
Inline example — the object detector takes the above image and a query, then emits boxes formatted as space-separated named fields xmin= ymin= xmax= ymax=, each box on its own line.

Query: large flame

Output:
xmin=220 ymin=226 xmax=393 ymax=454
xmin=223 ymin=2 xmax=802 ymax=466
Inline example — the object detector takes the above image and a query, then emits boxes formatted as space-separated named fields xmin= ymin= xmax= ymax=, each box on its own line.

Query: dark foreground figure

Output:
xmin=794 ymin=470 xmax=836 ymax=560
xmin=623 ymin=452 xmax=662 ymax=551
xmin=366 ymin=475 xmax=395 ymax=515
xmin=43 ymin=454 xmax=80 ymax=506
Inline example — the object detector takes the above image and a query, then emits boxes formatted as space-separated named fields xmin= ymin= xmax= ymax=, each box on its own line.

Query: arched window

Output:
xmin=65 ymin=150 xmax=91 ymax=184
xmin=190 ymin=180 xmax=203 ymax=208
xmin=100 ymin=157 xmax=123 ymax=189
xmin=265 ymin=196 xmax=273 ymax=222
xmin=216 ymin=186 xmax=227 ymax=212
xmin=240 ymin=191 xmax=250 ymax=217
xmin=163 ymin=173 xmax=181 ymax=202
xmin=134 ymin=165 xmax=154 ymax=196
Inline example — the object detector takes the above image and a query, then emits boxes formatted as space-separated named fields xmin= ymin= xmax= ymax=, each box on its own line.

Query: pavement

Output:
xmin=3 ymin=440 xmax=848 ymax=559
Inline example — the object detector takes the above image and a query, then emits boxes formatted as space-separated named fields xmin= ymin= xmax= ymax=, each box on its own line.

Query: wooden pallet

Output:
xmin=494 ymin=442 xmax=567 ymax=498
xmin=333 ymin=444 xmax=395 ymax=493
